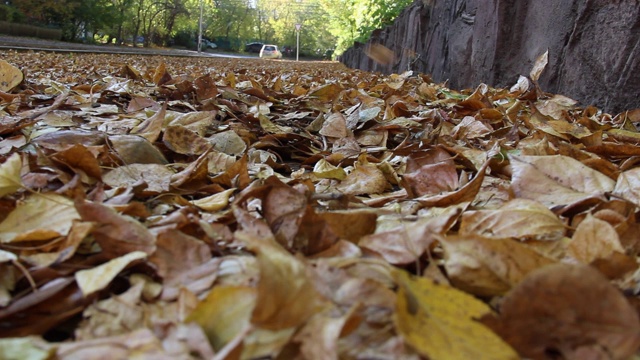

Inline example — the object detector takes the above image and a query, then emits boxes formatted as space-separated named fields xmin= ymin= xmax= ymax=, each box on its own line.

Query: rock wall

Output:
xmin=339 ymin=0 xmax=640 ymax=114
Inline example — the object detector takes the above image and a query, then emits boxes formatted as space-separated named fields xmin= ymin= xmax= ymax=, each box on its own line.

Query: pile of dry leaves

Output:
xmin=1 ymin=50 xmax=640 ymax=359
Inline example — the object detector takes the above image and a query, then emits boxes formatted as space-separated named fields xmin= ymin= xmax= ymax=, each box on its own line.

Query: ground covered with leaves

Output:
xmin=1 ymin=50 xmax=640 ymax=359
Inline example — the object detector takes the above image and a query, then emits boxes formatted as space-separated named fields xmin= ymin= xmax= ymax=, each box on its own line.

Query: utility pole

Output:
xmin=198 ymin=0 xmax=203 ymax=53
xmin=295 ymin=23 xmax=301 ymax=61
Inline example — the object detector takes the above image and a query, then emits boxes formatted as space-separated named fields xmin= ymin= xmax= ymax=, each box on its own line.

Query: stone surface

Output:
xmin=339 ymin=0 xmax=640 ymax=114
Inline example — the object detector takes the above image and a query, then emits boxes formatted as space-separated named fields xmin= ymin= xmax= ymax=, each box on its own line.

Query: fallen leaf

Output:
xmin=337 ymin=163 xmax=388 ymax=195
xmin=187 ymin=285 xmax=256 ymax=352
xmin=459 ymin=198 xmax=565 ymax=241
xmin=509 ymin=154 xmax=615 ymax=207
xmin=238 ymin=232 xmax=328 ymax=330
xmin=360 ymin=205 xmax=461 ymax=264
xmin=75 ymin=251 xmax=147 ymax=296
xmin=103 ymin=163 xmax=173 ymax=194
xmin=76 ymin=200 xmax=156 ymax=258
xmin=365 ymin=44 xmax=394 ymax=65
xmin=190 ymin=188 xmax=236 ymax=211
xmin=0 ymin=153 xmax=23 ymax=197
xmin=0 ymin=336 xmax=53 ymax=360
xmin=440 ymin=235 xmax=556 ymax=296
xmin=0 ymin=60 xmax=23 ymax=92
xmin=0 ymin=194 xmax=79 ymax=243
xmin=482 ymin=263 xmax=640 ymax=360
xmin=567 ymin=214 xmax=625 ymax=263
xmin=394 ymin=270 xmax=519 ymax=360
xmin=529 ymin=49 xmax=548 ymax=82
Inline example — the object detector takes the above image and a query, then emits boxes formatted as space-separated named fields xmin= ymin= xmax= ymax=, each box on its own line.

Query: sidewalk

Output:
xmin=0 ymin=35 xmax=226 ymax=57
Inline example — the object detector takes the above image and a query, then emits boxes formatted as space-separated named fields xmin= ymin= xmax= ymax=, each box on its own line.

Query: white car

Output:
xmin=260 ymin=44 xmax=282 ymax=59
xmin=201 ymin=39 xmax=217 ymax=49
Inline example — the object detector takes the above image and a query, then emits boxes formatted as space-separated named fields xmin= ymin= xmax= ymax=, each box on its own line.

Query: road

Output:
xmin=0 ymin=35 xmax=249 ymax=58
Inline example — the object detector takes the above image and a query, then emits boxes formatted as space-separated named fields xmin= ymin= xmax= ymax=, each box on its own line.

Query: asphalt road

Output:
xmin=0 ymin=35 xmax=248 ymax=58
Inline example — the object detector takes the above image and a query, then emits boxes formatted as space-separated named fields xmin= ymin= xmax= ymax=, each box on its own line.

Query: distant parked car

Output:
xmin=245 ymin=42 xmax=264 ymax=53
xmin=201 ymin=39 xmax=217 ymax=49
xmin=259 ymin=44 xmax=282 ymax=59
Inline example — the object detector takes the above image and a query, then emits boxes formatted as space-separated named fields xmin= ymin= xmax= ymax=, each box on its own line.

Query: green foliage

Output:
xmin=1 ymin=0 xmax=410 ymax=54
xmin=0 ymin=4 xmax=26 ymax=23
xmin=319 ymin=0 xmax=413 ymax=55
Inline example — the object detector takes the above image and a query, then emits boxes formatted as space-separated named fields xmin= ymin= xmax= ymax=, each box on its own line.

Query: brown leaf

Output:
xmin=482 ymin=263 xmax=640 ymax=360
xmin=0 ymin=194 xmax=79 ymax=243
xmin=567 ymin=214 xmax=624 ymax=263
xmin=459 ymin=199 xmax=565 ymax=241
xmin=360 ymin=205 xmax=461 ymax=264
xmin=130 ymin=103 xmax=167 ymax=143
xmin=416 ymin=160 xmax=490 ymax=207
xmin=365 ymin=44 xmax=394 ymax=66
xmin=238 ymin=232 xmax=328 ymax=330
xmin=441 ymin=235 xmax=556 ymax=296
xmin=162 ymin=125 xmax=212 ymax=155
xmin=76 ymin=200 xmax=155 ymax=258
xmin=52 ymin=144 xmax=103 ymax=180
xmin=152 ymin=62 xmax=172 ymax=86
xmin=108 ymin=134 xmax=168 ymax=164
xmin=509 ymin=154 xmax=615 ymax=208
xmin=337 ymin=162 xmax=388 ymax=196
xmin=103 ymin=163 xmax=173 ymax=194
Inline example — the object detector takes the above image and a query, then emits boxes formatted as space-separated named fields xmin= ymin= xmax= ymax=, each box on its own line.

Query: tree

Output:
xmin=13 ymin=0 xmax=76 ymax=26
xmin=318 ymin=0 xmax=412 ymax=55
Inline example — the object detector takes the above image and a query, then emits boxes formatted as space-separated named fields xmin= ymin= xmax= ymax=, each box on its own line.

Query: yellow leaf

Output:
xmin=308 ymin=83 xmax=342 ymax=102
xmin=190 ymin=188 xmax=236 ymax=211
xmin=0 ymin=194 xmax=79 ymax=243
xmin=393 ymin=270 xmax=518 ymax=360
xmin=313 ymin=159 xmax=346 ymax=180
xmin=75 ymin=251 xmax=147 ymax=296
xmin=259 ymin=115 xmax=292 ymax=134
xmin=187 ymin=285 xmax=256 ymax=351
xmin=0 ymin=60 xmax=23 ymax=92
xmin=0 ymin=337 xmax=53 ymax=360
xmin=0 ymin=153 xmax=23 ymax=197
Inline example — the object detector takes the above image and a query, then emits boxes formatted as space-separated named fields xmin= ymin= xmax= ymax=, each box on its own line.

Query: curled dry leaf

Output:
xmin=238 ymin=232 xmax=328 ymax=331
xmin=613 ymin=167 xmax=640 ymax=207
xmin=187 ymin=285 xmax=256 ymax=352
xmin=75 ymin=251 xmax=147 ymax=296
xmin=0 ymin=153 xmax=23 ymax=197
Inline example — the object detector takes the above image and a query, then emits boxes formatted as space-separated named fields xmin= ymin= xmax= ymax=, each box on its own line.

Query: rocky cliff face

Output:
xmin=339 ymin=0 xmax=640 ymax=114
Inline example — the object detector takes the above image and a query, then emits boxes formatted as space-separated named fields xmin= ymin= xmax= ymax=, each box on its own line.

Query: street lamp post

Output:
xmin=295 ymin=23 xmax=301 ymax=61
xmin=198 ymin=0 xmax=203 ymax=53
